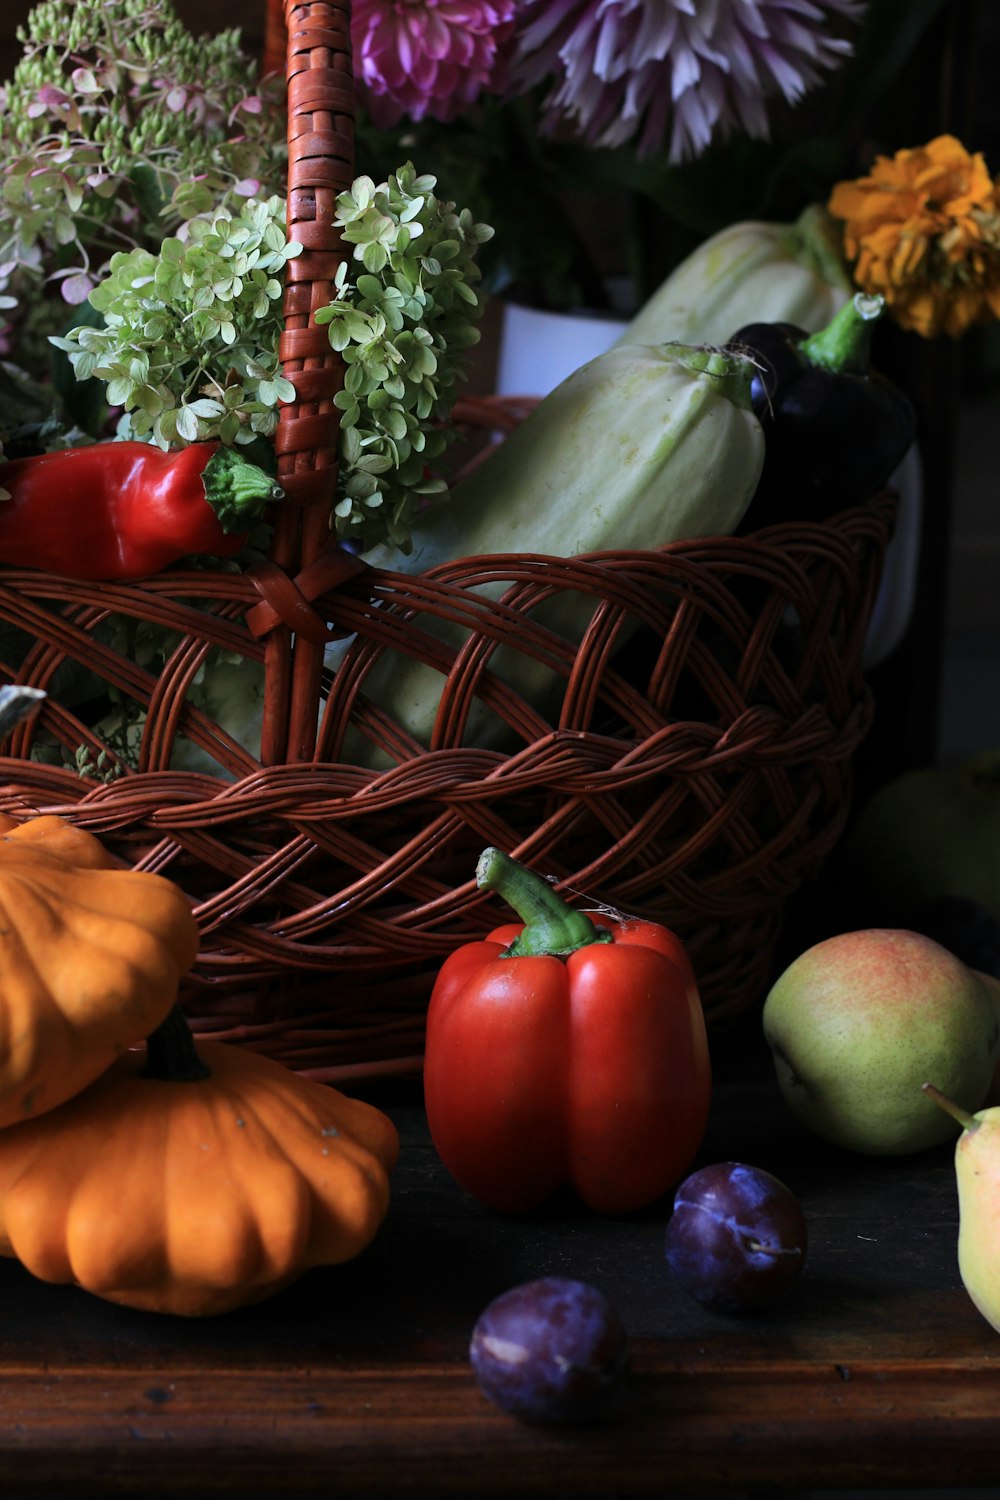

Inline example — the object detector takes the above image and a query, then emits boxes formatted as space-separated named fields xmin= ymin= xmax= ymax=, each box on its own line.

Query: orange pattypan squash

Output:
xmin=0 ymin=813 xmax=118 ymax=869
xmin=0 ymin=1012 xmax=400 ymax=1316
xmin=0 ymin=818 xmax=199 ymax=1127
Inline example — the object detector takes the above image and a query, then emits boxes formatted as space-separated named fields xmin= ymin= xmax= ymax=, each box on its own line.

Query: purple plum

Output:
xmin=665 ymin=1162 xmax=807 ymax=1313
xmin=469 ymin=1276 xmax=629 ymax=1424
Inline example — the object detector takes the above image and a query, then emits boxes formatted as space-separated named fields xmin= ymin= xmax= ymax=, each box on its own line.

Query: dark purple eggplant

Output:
xmin=729 ymin=292 xmax=917 ymax=530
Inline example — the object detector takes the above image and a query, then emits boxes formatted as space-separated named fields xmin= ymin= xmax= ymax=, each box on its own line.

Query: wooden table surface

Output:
xmin=1 ymin=1017 xmax=998 ymax=1499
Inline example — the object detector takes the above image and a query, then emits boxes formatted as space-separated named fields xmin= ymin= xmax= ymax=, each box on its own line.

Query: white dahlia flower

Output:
xmin=513 ymin=0 xmax=865 ymax=161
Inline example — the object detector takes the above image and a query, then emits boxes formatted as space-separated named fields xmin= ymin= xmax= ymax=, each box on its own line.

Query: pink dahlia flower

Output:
xmin=354 ymin=0 xmax=517 ymax=127
xmin=513 ymin=0 xmax=865 ymax=161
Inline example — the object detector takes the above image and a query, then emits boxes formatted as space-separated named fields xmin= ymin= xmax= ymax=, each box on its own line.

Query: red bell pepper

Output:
xmin=423 ymin=847 xmax=712 ymax=1215
xmin=0 ymin=441 xmax=282 ymax=581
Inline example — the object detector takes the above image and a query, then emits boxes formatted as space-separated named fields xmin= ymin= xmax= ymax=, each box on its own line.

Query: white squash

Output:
xmin=344 ymin=341 xmax=765 ymax=760
xmin=617 ymin=206 xmax=853 ymax=349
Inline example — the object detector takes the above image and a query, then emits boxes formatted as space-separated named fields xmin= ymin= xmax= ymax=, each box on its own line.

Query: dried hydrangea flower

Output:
xmin=0 ymin=0 xmax=285 ymax=363
xmin=828 ymin=134 xmax=1000 ymax=339
xmin=512 ymin=0 xmax=863 ymax=162
xmin=354 ymin=0 xmax=517 ymax=126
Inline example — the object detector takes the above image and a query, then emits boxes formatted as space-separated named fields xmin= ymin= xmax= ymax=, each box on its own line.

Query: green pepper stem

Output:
xmin=476 ymin=847 xmax=613 ymax=958
xmin=201 ymin=445 xmax=284 ymax=533
xmin=143 ymin=1003 xmax=211 ymax=1083
xmin=799 ymin=291 xmax=885 ymax=377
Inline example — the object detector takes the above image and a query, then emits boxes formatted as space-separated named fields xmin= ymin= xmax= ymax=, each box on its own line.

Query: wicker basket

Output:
xmin=0 ymin=2 xmax=895 ymax=1081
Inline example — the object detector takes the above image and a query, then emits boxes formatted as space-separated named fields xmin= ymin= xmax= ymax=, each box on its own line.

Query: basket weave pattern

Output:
xmin=0 ymin=2 xmax=895 ymax=1079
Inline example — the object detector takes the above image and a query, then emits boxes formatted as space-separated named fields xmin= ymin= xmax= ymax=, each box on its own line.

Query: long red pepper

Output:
xmin=0 ymin=441 xmax=282 ymax=581
xmin=423 ymin=848 xmax=712 ymax=1215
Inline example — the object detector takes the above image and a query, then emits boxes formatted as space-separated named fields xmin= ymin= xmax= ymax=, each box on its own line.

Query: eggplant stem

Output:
xmin=799 ymin=292 xmax=885 ymax=377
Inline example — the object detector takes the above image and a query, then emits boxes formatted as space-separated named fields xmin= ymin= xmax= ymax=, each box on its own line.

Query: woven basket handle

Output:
xmin=256 ymin=1 xmax=354 ymax=763
xmin=262 ymin=0 xmax=289 ymax=77
xmin=275 ymin=0 xmax=352 ymax=533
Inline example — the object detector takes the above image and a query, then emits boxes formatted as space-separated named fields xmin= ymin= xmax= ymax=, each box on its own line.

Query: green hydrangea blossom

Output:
xmin=51 ymin=196 xmax=301 ymax=450
xmin=315 ymin=163 xmax=494 ymax=551
xmin=53 ymin=167 xmax=493 ymax=554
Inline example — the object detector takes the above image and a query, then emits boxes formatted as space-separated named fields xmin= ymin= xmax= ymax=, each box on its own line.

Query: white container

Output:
xmin=861 ymin=442 xmax=922 ymax=668
xmin=495 ymin=300 xmax=628 ymax=398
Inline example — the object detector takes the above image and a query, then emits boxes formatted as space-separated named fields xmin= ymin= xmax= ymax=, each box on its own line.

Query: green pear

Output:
xmin=923 ymin=1083 xmax=1000 ymax=1334
xmin=762 ymin=929 xmax=1000 ymax=1154
xmin=839 ymin=752 xmax=1000 ymax=925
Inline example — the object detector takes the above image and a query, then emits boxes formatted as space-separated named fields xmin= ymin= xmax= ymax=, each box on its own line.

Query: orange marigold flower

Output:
xmin=827 ymin=135 xmax=1000 ymax=338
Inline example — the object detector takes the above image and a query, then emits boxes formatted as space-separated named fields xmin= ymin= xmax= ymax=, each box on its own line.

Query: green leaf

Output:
xmin=53 ymin=213 xmax=78 ymax=247
xmin=326 ymin=321 xmax=352 ymax=352
xmin=106 ymin=376 xmax=133 ymax=407
xmin=72 ymin=350 xmax=97 ymax=381
xmin=335 ymin=393 xmax=360 ymax=426
xmin=132 ymin=390 xmax=161 ymax=420
xmin=383 ymin=408 xmax=409 ymax=441
xmin=155 ymin=409 xmax=180 ymax=445
xmin=176 ymin=405 xmax=200 ymax=442
xmin=341 ymin=427 xmax=362 ymax=464
xmin=352 ymin=177 xmax=376 ymax=213
xmin=172 ymin=181 xmax=217 ymax=220
xmin=361 ymin=242 xmax=389 ymax=274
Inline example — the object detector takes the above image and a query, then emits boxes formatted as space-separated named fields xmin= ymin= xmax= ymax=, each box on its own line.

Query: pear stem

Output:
xmin=922 ymin=1081 xmax=980 ymax=1132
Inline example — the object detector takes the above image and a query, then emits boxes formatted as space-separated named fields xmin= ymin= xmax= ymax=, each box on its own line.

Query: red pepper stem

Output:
xmin=799 ymin=291 xmax=884 ymax=377
xmin=201 ymin=445 xmax=284 ymax=533
xmin=475 ymin=847 xmax=613 ymax=958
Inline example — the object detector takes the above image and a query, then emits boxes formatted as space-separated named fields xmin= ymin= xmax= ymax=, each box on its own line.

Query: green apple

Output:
xmin=839 ymin=752 xmax=1000 ymax=925
xmin=762 ymin=928 xmax=1000 ymax=1154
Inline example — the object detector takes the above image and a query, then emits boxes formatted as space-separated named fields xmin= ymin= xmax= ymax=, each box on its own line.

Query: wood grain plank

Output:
xmin=0 ymin=1032 xmax=995 ymax=1495
xmin=3 ymin=1356 xmax=1000 ymax=1495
